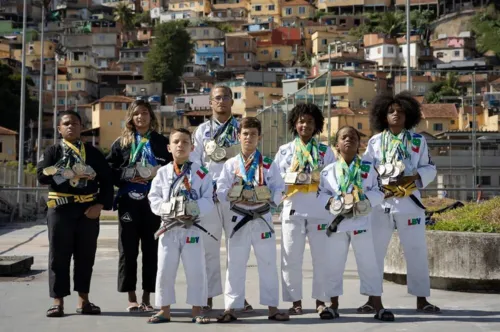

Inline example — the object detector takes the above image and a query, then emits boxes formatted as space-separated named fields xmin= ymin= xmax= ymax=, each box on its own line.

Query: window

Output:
xmin=123 ymin=64 xmax=131 ymax=71
xmin=74 ymin=68 xmax=81 ymax=73
xmin=437 ymin=52 xmax=444 ymax=58
xmin=476 ymin=176 xmax=491 ymax=186
xmin=233 ymin=92 xmax=241 ymax=99
xmin=104 ymin=103 xmax=113 ymax=110
xmin=132 ymin=87 xmax=136 ymax=92
xmin=399 ymin=47 xmax=403 ymax=53
xmin=285 ymin=8 xmax=292 ymax=15
xmin=244 ymin=53 xmax=250 ymax=60
xmin=122 ymin=103 xmax=128 ymax=110
xmin=58 ymin=99 xmax=64 ymax=105
xmin=377 ymin=47 xmax=381 ymax=54
xmin=298 ymin=6 xmax=305 ymax=14
xmin=204 ymin=44 xmax=210 ymax=48
xmin=143 ymin=30 xmax=147 ymax=34
xmin=357 ymin=122 xmax=362 ymax=130
xmin=261 ymin=50 xmax=269 ymax=54
xmin=121 ymin=120 xmax=126 ymax=129
xmin=108 ymin=121 xmax=113 ymax=126
xmin=433 ymin=123 xmax=443 ymax=131
xmin=244 ymin=41 xmax=248 ymax=47
xmin=339 ymin=19 xmax=346 ymax=25
xmin=268 ymin=4 xmax=275 ymax=10
xmin=0 ymin=142 xmax=2 ymax=153
xmin=254 ymin=5 xmax=261 ymax=11
xmin=453 ymin=50 xmax=460 ymax=57
xmin=179 ymin=3 xmax=183 ymax=8
xmin=322 ymin=39 xmax=327 ymax=45
xmin=203 ymin=29 xmax=209 ymax=36
xmin=76 ymin=82 xmax=82 ymax=89
xmin=354 ymin=18 xmax=360 ymax=26
xmin=451 ymin=120 xmax=455 ymax=125
xmin=227 ymin=53 xmax=233 ymax=59
xmin=388 ymin=46 xmax=394 ymax=54
xmin=190 ymin=30 xmax=196 ymax=36
xmin=274 ymin=49 xmax=280 ymax=58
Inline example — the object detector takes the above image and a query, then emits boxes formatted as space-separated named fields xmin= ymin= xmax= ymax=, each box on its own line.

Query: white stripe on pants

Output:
xmin=281 ymin=218 xmax=331 ymax=302
xmin=324 ymin=228 xmax=382 ymax=297
xmin=224 ymin=212 xmax=279 ymax=309
xmin=155 ymin=228 xmax=207 ymax=307
xmin=371 ymin=208 xmax=430 ymax=297
xmin=199 ymin=201 xmax=228 ymax=298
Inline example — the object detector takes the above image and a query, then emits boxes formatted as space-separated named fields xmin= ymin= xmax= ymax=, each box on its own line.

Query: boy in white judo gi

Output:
xmin=274 ymin=103 xmax=336 ymax=316
xmin=317 ymin=126 xmax=394 ymax=321
xmin=359 ymin=92 xmax=440 ymax=314
xmin=215 ymin=117 xmax=289 ymax=323
xmin=147 ymin=128 xmax=215 ymax=324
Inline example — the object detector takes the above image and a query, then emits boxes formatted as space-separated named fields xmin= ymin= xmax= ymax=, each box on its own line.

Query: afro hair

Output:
xmin=369 ymin=91 xmax=422 ymax=133
xmin=287 ymin=103 xmax=325 ymax=137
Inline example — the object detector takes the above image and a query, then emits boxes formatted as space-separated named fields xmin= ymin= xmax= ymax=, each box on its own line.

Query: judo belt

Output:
xmin=383 ymin=183 xmax=426 ymax=210
xmin=47 ymin=192 xmax=97 ymax=208
xmin=154 ymin=219 xmax=218 ymax=241
xmin=282 ymin=183 xmax=319 ymax=201
xmin=326 ymin=215 xmax=345 ymax=237
xmin=229 ymin=204 xmax=273 ymax=238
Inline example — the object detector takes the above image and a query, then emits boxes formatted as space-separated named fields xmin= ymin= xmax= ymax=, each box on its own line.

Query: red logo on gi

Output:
xmin=261 ymin=232 xmax=272 ymax=239
xmin=353 ymin=230 xmax=366 ymax=235
xmin=186 ymin=236 xmax=200 ymax=243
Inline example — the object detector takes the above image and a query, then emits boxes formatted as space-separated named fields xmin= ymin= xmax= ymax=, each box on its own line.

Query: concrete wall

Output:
xmin=384 ymin=231 xmax=500 ymax=292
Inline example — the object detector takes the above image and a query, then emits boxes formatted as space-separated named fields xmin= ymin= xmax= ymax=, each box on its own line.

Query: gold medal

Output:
xmin=72 ymin=163 xmax=86 ymax=176
xmin=61 ymin=168 xmax=75 ymax=180
xmin=311 ymin=170 xmax=320 ymax=183
xmin=43 ymin=166 xmax=58 ymax=176
xmin=242 ymin=189 xmax=255 ymax=200
xmin=255 ymin=186 xmax=271 ymax=201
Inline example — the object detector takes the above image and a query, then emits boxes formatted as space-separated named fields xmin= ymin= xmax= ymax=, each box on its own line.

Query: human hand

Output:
xmin=129 ymin=176 xmax=148 ymax=185
xmin=85 ymin=204 xmax=103 ymax=219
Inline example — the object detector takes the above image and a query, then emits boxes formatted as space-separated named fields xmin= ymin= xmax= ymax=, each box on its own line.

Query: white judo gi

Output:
xmin=364 ymin=131 xmax=437 ymax=297
xmin=191 ymin=118 xmax=240 ymax=298
xmin=316 ymin=157 xmax=385 ymax=298
xmin=148 ymin=162 xmax=215 ymax=307
xmin=274 ymin=140 xmax=336 ymax=303
xmin=216 ymin=153 xmax=285 ymax=309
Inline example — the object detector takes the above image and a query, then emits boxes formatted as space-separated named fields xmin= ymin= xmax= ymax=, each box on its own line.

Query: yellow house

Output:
xmin=311 ymin=30 xmax=350 ymax=56
xmin=321 ymin=108 xmax=371 ymax=145
xmin=248 ymin=0 xmax=281 ymax=24
xmin=0 ymin=126 xmax=17 ymax=161
xmin=310 ymin=71 xmax=378 ymax=109
xmin=90 ymin=95 xmax=136 ymax=150
xmin=12 ymin=40 xmax=56 ymax=68
xmin=229 ymin=82 xmax=282 ymax=116
xmin=281 ymin=0 xmax=315 ymax=20
xmin=168 ymin=0 xmax=211 ymax=15
xmin=257 ymin=45 xmax=295 ymax=65
xmin=416 ymin=104 xmax=459 ymax=135
xmin=458 ymin=106 xmax=488 ymax=131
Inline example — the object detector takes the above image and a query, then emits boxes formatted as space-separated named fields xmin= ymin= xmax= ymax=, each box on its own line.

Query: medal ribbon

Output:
xmin=290 ymin=137 xmax=319 ymax=172
xmin=212 ymin=116 xmax=238 ymax=147
xmin=174 ymin=162 xmax=196 ymax=199
xmin=61 ymin=139 xmax=86 ymax=169
xmin=335 ymin=155 xmax=362 ymax=194
xmin=238 ymin=150 xmax=261 ymax=188
xmin=169 ymin=162 xmax=192 ymax=199
xmin=129 ymin=131 xmax=150 ymax=166
xmin=382 ymin=130 xmax=411 ymax=164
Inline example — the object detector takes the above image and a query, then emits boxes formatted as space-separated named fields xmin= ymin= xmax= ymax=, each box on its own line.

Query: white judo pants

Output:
xmin=155 ymin=228 xmax=207 ymax=307
xmin=324 ymin=228 xmax=382 ymax=298
xmin=281 ymin=218 xmax=331 ymax=302
xmin=371 ymin=208 xmax=430 ymax=297
xmin=200 ymin=201 xmax=230 ymax=298
xmin=224 ymin=213 xmax=279 ymax=309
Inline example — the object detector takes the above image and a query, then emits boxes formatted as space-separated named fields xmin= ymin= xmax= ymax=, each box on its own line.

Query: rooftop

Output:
xmin=0 ymin=126 xmax=17 ymax=135
xmin=421 ymin=103 xmax=458 ymax=119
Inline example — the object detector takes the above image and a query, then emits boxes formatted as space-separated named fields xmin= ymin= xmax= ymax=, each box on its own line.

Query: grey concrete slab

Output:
xmin=0 ymin=221 xmax=499 ymax=331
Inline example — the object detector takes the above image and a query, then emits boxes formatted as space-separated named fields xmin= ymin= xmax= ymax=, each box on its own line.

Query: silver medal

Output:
xmin=384 ymin=163 xmax=394 ymax=177
xmin=377 ymin=164 xmax=386 ymax=176
xmin=204 ymin=140 xmax=217 ymax=156
xmin=330 ymin=196 xmax=344 ymax=215
xmin=61 ymin=168 xmax=75 ymax=180
xmin=138 ymin=166 xmax=152 ymax=178
xmin=396 ymin=160 xmax=406 ymax=173
xmin=392 ymin=165 xmax=401 ymax=178
xmin=211 ymin=147 xmax=227 ymax=162
xmin=355 ymin=200 xmax=370 ymax=215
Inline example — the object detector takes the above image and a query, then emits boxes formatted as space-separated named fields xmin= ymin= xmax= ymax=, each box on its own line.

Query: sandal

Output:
xmin=126 ymin=305 xmax=143 ymax=313
xmin=139 ymin=303 xmax=155 ymax=312
xmin=76 ymin=302 xmax=101 ymax=315
xmin=268 ymin=312 xmax=290 ymax=321
xmin=201 ymin=305 xmax=212 ymax=313
xmin=374 ymin=309 xmax=395 ymax=322
xmin=216 ymin=311 xmax=237 ymax=323
xmin=357 ymin=303 xmax=376 ymax=314
xmin=240 ymin=303 xmax=254 ymax=313
xmin=318 ymin=306 xmax=338 ymax=320
xmin=287 ymin=306 xmax=303 ymax=315
xmin=46 ymin=305 xmax=64 ymax=318
xmin=147 ymin=314 xmax=171 ymax=324
xmin=417 ymin=304 xmax=441 ymax=314
xmin=192 ymin=316 xmax=211 ymax=324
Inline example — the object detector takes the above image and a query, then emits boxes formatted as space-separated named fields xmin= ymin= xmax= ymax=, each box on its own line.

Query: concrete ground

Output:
xmin=1 ymin=219 xmax=499 ymax=332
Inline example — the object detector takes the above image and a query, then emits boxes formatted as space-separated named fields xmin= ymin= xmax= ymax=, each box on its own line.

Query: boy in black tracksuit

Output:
xmin=106 ymin=100 xmax=173 ymax=311
xmin=37 ymin=110 xmax=114 ymax=318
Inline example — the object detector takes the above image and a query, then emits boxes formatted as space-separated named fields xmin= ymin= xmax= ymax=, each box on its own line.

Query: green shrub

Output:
xmin=427 ymin=197 xmax=500 ymax=233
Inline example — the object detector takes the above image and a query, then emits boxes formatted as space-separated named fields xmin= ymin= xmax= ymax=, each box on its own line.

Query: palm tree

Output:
xmin=425 ymin=72 xmax=462 ymax=104
xmin=114 ymin=3 xmax=135 ymax=44
xmin=374 ymin=11 xmax=406 ymax=38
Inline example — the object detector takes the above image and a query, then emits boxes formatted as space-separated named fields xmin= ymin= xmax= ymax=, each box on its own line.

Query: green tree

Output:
xmin=134 ymin=10 xmax=151 ymax=26
xmin=0 ymin=64 xmax=38 ymax=132
xmin=410 ymin=9 xmax=435 ymax=33
xmin=469 ymin=4 xmax=500 ymax=56
xmin=144 ymin=21 xmax=194 ymax=92
xmin=425 ymin=72 xmax=462 ymax=104
xmin=114 ymin=3 xmax=135 ymax=42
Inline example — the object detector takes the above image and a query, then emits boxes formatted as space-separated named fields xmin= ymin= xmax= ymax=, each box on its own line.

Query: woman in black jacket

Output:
xmin=107 ymin=99 xmax=173 ymax=312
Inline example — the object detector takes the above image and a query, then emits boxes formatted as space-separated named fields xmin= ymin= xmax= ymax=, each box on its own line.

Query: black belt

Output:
xmin=409 ymin=194 xmax=426 ymax=210
xmin=154 ymin=219 xmax=218 ymax=241
xmin=230 ymin=204 xmax=273 ymax=238
xmin=326 ymin=215 xmax=346 ymax=237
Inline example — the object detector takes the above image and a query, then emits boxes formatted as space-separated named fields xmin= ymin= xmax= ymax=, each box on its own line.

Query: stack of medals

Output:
xmin=377 ymin=160 xmax=406 ymax=186
xmin=122 ymin=162 xmax=159 ymax=181
xmin=204 ymin=117 xmax=239 ymax=162
xmin=329 ymin=185 xmax=371 ymax=218
xmin=228 ymin=152 xmax=271 ymax=204
xmin=378 ymin=130 xmax=410 ymax=185
xmin=43 ymin=161 xmax=96 ymax=187
xmin=284 ymin=168 xmax=321 ymax=185
xmin=161 ymin=164 xmax=200 ymax=221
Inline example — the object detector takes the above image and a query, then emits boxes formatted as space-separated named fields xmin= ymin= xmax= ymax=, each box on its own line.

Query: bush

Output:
xmin=427 ymin=197 xmax=500 ymax=233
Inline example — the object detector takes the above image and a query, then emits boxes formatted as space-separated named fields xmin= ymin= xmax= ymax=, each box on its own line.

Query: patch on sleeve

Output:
xmin=412 ymin=137 xmax=421 ymax=153
xmin=196 ymin=166 xmax=209 ymax=179
xmin=263 ymin=156 xmax=273 ymax=169
xmin=318 ymin=144 xmax=327 ymax=157
xmin=360 ymin=161 xmax=371 ymax=179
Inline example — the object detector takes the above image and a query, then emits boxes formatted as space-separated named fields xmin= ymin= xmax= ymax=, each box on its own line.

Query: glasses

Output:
xmin=212 ymin=95 xmax=232 ymax=102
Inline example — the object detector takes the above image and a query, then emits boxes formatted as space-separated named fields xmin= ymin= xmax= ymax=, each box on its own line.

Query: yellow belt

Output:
xmin=47 ymin=192 xmax=97 ymax=208
xmin=283 ymin=183 xmax=319 ymax=200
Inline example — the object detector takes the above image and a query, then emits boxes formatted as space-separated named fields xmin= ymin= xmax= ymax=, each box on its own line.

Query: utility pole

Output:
xmin=53 ymin=53 xmax=58 ymax=143
xmin=406 ymin=0 xmax=411 ymax=91
xmin=471 ymin=70 xmax=477 ymax=200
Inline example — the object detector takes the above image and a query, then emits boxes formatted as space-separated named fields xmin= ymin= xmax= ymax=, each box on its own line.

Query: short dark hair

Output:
xmin=370 ymin=91 xmax=422 ymax=133
xmin=333 ymin=126 xmax=362 ymax=153
xmin=58 ymin=110 xmax=82 ymax=125
xmin=170 ymin=128 xmax=192 ymax=142
xmin=210 ymin=84 xmax=233 ymax=100
xmin=239 ymin=117 xmax=261 ymax=135
xmin=287 ymin=103 xmax=325 ymax=137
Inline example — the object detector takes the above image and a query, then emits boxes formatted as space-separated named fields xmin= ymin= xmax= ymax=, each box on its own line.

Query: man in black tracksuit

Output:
xmin=106 ymin=100 xmax=173 ymax=312
xmin=37 ymin=110 xmax=114 ymax=318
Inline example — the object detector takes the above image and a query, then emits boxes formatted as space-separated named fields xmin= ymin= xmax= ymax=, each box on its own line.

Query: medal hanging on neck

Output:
xmin=379 ymin=130 xmax=410 ymax=183
xmin=239 ymin=150 xmax=260 ymax=201
xmin=291 ymin=137 xmax=318 ymax=184
xmin=334 ymin=156 xmax=362 ymax=214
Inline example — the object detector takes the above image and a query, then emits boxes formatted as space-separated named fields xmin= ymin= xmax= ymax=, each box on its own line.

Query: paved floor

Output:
xmin=1 ymin=220 xmax=499 ymax=331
